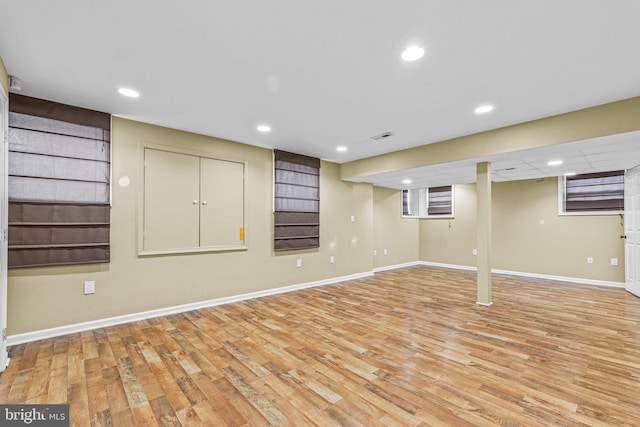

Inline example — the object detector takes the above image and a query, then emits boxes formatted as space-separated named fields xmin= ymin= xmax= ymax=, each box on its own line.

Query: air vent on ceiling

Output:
xmin=370 ymin=132 xmax=393 ymax=141
xmin=495 ymin=167 xmax=516 ymax=172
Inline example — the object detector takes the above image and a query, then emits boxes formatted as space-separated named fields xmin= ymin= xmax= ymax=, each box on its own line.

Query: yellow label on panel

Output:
xmin=239 ymin=228 xmax=244 ymax=241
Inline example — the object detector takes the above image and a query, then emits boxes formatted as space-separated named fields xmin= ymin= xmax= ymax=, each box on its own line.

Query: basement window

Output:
xmin=8 ymin=94 xmax=111 ymax=268
xmin=559 ymin=170 xmax=624 ymax=215
xmin=273 ymin=150 xmax=320 ymax=251
xmin=402 ymin=186 xmax=454 ymax=218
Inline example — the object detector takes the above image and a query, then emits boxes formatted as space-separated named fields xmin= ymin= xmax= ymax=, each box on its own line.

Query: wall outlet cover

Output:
xmin=84 ymin=280 xmax=95 ymax=295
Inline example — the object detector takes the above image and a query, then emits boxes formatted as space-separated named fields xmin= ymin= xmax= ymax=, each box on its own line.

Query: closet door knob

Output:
xmin=193 ymin=200 xmax=198 ymax=205
xmin=202 ymin=201 xmax=207 ymax=206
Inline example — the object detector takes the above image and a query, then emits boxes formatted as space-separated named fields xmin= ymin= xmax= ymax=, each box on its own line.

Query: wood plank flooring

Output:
xmin=2 ymin=265 xmax=640 ymax=426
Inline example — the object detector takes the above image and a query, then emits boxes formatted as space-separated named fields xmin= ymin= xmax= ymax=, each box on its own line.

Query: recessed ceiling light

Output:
xmin=336 ymin=146 xmax=348 ymax=152
xmin=474 ymin=105 xmax=494 ymax=114
xmin=402 ymin=179 xmax=412 ymax=184
xmin=257 ymin=124 xmax=271 ymax=133
xmin=547 ymin=160 xmax=563 ymax=166
xmin=564 ymin=172 xmax=576 ymax=176
xmin=118 ymin=87 xmax=139 ymax=98
xmin=401 ymin=46 xmax=424 ymax=61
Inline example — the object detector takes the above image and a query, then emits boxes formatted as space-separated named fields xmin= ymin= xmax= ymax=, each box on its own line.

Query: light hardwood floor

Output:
xmin=1 ymin=265 xmax=640 ymax=426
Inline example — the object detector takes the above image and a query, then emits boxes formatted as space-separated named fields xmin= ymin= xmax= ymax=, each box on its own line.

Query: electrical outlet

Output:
xmin=472 ymin=249 xmax=478 ymax=256
xmin=296 ymin=258 xmax=302 ymax=268
xmin=350 ymin=215 xmax=355 ymax=222
xmin=587 ymin=257 xmax=594 ymax=264
xmin=84 ymin=280 xmax=95 ymax=295
xmin=330 ymin=256 xmax=335 ymax=264
xmin=611 ymin=258 xmax=618 ymax=266
xmin=383 ymin=249 xmax=388 ymax=255
xmin=373 ymin=250 xmax=377 ymax=256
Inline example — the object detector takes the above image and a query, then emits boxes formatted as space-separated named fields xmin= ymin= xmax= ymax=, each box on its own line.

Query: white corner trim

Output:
xmin=7 ymin=270 xmax=374 ymax=346
xmin=417 ymin=261 xmax=625 ymax=288
xmin=476 ymin=301 xmax=494 ymax=307
xmin=373 ymin=261 xmax=422 ymax=273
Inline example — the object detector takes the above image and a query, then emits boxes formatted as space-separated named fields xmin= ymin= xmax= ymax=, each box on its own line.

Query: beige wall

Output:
xmin=4 ymin=86 xmax=630 ymax=336
xmin=7 ymin=118 xmax=374 ymax=335
xmin=492 ymin=177 xmax=624 ymax=282
xmin=419 ymin=179 xmax=625 ymax=283
xmin=0 ymin=56 xmax=7 ymax=94
xmin=419 ymin=184 xmax=477 ymax=267
xmin=372 ymin=187 xmax=419 ymax=268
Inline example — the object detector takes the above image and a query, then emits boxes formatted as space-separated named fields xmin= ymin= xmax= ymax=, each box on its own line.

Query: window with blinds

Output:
xmin=274 ymin=150 xmax=320 ymax=251
xmin=562 ymin=170 xmax=624 ymax=214
xmin=8 ymin=94 xmax=111 ymax=268
xmin=402 ymin=185 xmax=453 ymax=218
xmin=427 ymin=186 xmax=453 ymax=215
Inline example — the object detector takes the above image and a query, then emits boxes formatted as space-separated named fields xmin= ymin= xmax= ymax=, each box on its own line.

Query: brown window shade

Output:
xmin=428 ymin=186 xmax=453 ymax=215
xmin=274 ymin=150 xmax=320 ymax=251
xmin=8 ymin=94 xmax=111 ymax=268
xmin=402 ymin=190 xmax=410 ymax=215
xmin=565 ymin=170 xmax=624 ymax=212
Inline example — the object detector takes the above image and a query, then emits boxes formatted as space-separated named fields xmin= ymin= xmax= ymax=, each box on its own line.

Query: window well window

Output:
xmin=560 ymin=170 xmax=624 ymax=214
xmin=402 ymin=185 xmax=453 ymax=218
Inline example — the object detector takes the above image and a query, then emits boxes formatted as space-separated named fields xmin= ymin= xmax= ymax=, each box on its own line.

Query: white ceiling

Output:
xmin=1 ymin=1 xmax=639 ymax=187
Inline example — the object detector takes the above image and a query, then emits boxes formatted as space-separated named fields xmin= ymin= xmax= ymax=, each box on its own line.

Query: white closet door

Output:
xmin=143 ymin=148 xmax=200 ymax=251
xmin=200 ymin=158 xmax=245 ymax=248
xmin=625 ymin=165 xmax=640 ymax=297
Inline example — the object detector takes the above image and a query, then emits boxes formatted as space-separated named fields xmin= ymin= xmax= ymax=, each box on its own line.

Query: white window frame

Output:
xmin=402 ymin=185 xmax=455 ymax=219
xmin=558 ymin=171 xmax=624 ymax=216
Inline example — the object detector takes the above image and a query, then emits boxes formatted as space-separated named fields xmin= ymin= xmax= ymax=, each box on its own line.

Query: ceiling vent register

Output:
xmin=370 ymin=132 xmax=393 ymax=141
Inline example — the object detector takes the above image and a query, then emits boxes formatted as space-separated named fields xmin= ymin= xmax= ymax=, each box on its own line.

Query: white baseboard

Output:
xmin=476 ymin=301 xmax=494 ymax=307
xmin=8 ymin=262 xmax=624 ymax=346
xmin=491 ymin=268 xmax=625 ymax=288
xmin=418 ymin=261 xmax=476 ymax=272
xmin=7 ymin=270 xmax=374 ymax=346
xmin=373 ymin=261 xmax=422 ymax=273
xmin=417 ymin=261 xmax=625 ymax=288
